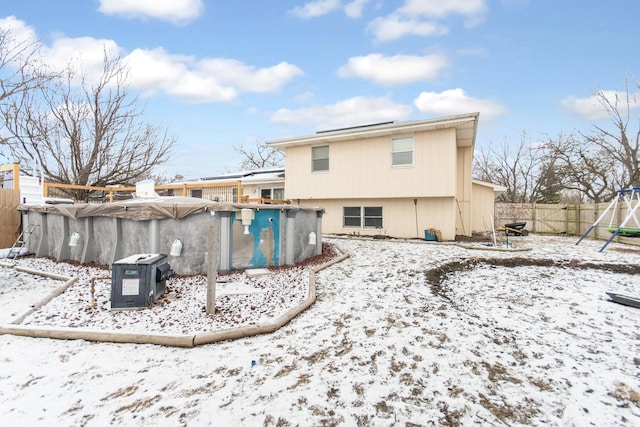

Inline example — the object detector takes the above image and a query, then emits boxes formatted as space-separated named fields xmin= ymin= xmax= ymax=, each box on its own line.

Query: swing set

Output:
xmin=576 ymin=187 xmax=640 ymax=252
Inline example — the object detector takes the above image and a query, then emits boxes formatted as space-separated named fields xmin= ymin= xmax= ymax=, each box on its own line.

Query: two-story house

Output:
xmin=267 ymin=113 xmax=501 ymax=241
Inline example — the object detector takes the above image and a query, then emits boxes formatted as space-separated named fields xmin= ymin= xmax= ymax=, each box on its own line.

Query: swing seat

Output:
xmin=606 ymin=227 xmax=640 ymax=237
xmin=577 ymin=187 xmax=640 ymax=251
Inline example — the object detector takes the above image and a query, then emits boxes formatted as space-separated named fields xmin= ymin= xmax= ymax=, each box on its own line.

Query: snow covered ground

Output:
xmin=0 ymin=235 xmax=639 ymax=426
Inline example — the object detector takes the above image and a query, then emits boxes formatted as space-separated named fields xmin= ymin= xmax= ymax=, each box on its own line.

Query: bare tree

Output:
xmin=543 ymin=132 xmax=618 ymax=203
xmin=233 ymin=141 xmax=283 ymax=170
xmin=473 ymin=132 xmax=558 ymax=203
xmin=588 ymin=79 xmax=640 ymax=188
xmin=0 ymin=28 xmax=57 ymax=162
xmin=2 ymin=52 xmax=175 ymax=199
xmin=544 ymin=77 xmax=640 ymax=203
xmin=0 ymin=28 xmax=54 ymax=103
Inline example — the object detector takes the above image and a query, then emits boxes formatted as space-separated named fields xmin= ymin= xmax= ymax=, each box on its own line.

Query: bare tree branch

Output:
xmin=1 ymin=48 xmax=174 ymax=200
xmin=0 ymin=28 xmax=56 ymax=104
xmin=233 ymin=141 xmax=283 ymax=170
xmin=543 ymin=76 xmax=640 ymax=202
xmin=586 ymin=79 xmax=640 ymax=187
xmin=473 ymin=132 xmax=557 ymax=203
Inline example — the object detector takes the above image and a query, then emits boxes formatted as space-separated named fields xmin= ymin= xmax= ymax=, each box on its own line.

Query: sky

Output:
xmin=1 ymin=0 xmax=639 ymax=180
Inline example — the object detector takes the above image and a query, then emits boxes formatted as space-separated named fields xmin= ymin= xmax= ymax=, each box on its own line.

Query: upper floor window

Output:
xmin=312 ymin=145 xmax=329 ymax=172
xmin=391 ymin=136 xmax=414 ymax=167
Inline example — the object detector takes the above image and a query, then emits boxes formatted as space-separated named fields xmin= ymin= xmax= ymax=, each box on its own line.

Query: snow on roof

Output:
xmin=182 ymin=167 xmax=285 ymax=184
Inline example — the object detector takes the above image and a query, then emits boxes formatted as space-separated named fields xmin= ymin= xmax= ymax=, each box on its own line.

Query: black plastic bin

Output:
xmin=111 ymin=253 xmax=173 ymax=309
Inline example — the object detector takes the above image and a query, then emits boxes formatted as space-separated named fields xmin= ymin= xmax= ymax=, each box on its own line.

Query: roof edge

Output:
xmin=267 ymin=113 xmax=480 ymax=148
xmin=472 ymin=179 xmax=507 ymax=192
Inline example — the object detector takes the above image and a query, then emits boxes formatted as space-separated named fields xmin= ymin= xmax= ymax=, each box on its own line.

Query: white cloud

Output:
xmin=124 ymin=49 xmax=303 ymax=103
xmin=124 ymin=48 xmax=236 ymax=103
xmin=271 ymin=96 xmax=413 ymax=130
xmin=368 ymin=0 xmax=487 ymax=41
xmin=198 ymin=59 xmax=303 ymax=93
xmin=368 ymin=15 xmax=447 ymax=42
xmin=0 ymin=27 xmax=122 ymax=86
xmin=45 ymin=37 xmax=122 ymax=80
xmin=123 ymin=48 xmax=188 ymax=92
xmin=399 ymin=0 xmax=487 ymax=19
xmin=414 ymin=88 xmax=506 ymax=120
xmin=561 ymin=91 xmax=640 ymax=120
xmin=0 ymin=17 xmax=301 ymax=104
xmin=0 ymin=17 xmax=122 ymax=85
xmin=98 ymin=0 xmax=203 ymax=25
xmin=0 ymin=16 xmax=49 ymax=70
xmin=125 ymin=49 xmax=303 ymax=103
xmin=338 ymin=53 xmax=448 ymax=85
xmin=168 ymin=72 xmax=237 ymax=104
xmin=290 ymin=0 xmax=370 ymax=19
xmin=561 ymin=95 xmax=606 ymax=120
xmin=0 ymin=15 xmax=38 ymax=48
xmin=345 ymin=0 xmax=369 ymax=18
xmin=290 ymin=0 xmax=341 ymax=19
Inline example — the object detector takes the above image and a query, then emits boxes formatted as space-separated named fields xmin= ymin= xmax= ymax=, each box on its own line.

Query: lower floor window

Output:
xmin=343 ymin=206 xmax=383 ymax=228
xmin=260 ymin=187 xmax=284 ymax=200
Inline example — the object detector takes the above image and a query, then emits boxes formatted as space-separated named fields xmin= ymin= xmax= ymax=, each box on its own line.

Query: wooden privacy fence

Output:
xmin=495 ymin=202 xmax=640 ymax=247
xmin=0 ymin=164 xmax=20 ymax=248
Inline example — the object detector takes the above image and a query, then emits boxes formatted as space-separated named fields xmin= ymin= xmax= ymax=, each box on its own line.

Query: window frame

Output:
xmin=343 ymin=206 xmax=362 ymax=228
xmin=311 ymin=145 xmax=329 ymax=172
xmin=343 ymin=206 xmax=383 ymax=229
xmin=363 ymin=206 xmax=383 ymax=229
xmin=260 ymin=187 xmax=285 ymax=200
xmin=391 ymin=135 xmax=414 ymax=167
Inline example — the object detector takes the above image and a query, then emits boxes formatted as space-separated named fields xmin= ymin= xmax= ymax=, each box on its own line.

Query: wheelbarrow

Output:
xmin=499 ymin=222 xmax=529 ymax=236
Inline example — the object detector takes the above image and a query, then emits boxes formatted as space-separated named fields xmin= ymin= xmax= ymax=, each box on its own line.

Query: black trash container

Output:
xmin=111 ymin=253 xmax=173 ymax=309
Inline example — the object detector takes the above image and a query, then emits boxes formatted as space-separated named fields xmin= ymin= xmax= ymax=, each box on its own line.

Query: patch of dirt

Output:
xmin=427 ymin=257 xmax=640 ymax=297
xmin=268 ymin=242 xmax=340 ymax=271
xmin=454 ymin=232 xmax=494 ymax=243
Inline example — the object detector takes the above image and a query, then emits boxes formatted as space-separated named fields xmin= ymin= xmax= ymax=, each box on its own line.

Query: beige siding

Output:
xmin=299 ymin=197 xmax=457 ymax=240
xmin=471 ymin=183 xmax=497 ymax=232
xmin=455 ymin=146 xmax=473 ymax=235
xmin=241 ymin=183 xmax=260 ymax=199
xmin=284 ymin=128 xmax=458 ymax=200
xmin=241 ymin=182 xmax=285 ymax=202
xmin=273 ymin=115 xmax=481 ymax=239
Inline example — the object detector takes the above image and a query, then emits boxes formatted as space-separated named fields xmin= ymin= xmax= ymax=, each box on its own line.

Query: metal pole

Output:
xmin=413 ymin=198 xmax=418 ymax=238
xmin=206 ymin=225 xmax=218 ymax=315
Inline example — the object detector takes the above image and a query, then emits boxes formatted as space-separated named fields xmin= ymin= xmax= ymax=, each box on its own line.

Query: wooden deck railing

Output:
xmin=239 ymin=196 xmax=290 ymax=204
xmin=44 ymin=181 xmax=244 ymax=203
